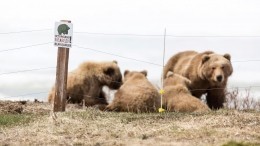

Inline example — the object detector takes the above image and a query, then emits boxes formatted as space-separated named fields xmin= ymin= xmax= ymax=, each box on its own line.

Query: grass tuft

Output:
xmin=222 ymin=140 xmax=260 ymax=146
xmin=0 ymin=114 xmax=34 ymax=127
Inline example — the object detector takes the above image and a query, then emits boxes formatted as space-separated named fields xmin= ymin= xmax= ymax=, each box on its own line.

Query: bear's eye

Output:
xmin=221 ymin=66 xmax=225 ymax=69
xmin=212 ymin=67 xmax=216 ymax=70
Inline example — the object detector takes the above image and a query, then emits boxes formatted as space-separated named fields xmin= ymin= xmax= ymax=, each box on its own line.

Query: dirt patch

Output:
xmin=0 ymin=100 xmax=51 ymax=115
xmin=0 ymin=101 xmax=24 ymax=114
xmin=0 ymin=100 xmax=87 ymax=115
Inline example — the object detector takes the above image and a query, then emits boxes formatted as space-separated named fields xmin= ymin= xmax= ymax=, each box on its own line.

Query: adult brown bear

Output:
xmin=163 ymin=51 xmax=233 ymax=109
xmin=48 ymin=60 xmax=122 ymax=109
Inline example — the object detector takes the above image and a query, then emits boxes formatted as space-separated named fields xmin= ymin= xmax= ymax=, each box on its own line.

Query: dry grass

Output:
xmin=0 ymin=100 xmax=259 ymax=146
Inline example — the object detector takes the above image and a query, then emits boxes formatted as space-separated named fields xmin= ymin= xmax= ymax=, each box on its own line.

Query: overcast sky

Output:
xmin=1 ymin=0 xmax=260 ymax=100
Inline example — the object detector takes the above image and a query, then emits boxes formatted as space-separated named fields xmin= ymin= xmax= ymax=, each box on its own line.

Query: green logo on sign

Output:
xmin=57 ymin=24 xmax=70 ymax=35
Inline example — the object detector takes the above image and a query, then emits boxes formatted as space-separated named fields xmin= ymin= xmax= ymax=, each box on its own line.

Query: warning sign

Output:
xmin=54 ymin=22 xmax=73 ymax=48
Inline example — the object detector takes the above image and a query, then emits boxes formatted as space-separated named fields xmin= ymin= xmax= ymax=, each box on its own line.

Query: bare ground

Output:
xmin=0 ymin=100 xmax=259 ymax=146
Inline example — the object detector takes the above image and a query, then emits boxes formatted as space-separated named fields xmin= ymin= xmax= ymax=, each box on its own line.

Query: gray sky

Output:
xmin=1 ymin=0 xmax=260 ymax=100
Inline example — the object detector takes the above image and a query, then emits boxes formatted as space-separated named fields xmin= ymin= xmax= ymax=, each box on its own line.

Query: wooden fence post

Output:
xmin=53 ymin=20 xmax=71 ymax=112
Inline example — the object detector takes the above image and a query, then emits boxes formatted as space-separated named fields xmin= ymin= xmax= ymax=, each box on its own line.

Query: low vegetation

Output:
xmin=0 ymin=114 xmax=33 ymax=127
xmin=222 ymin=141 xmax=260 ymax=146
xmin=225 ymin=88 xmax=260 ymax=110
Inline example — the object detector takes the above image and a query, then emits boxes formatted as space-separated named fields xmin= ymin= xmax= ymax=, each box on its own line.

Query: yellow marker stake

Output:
xmin=158 ymin=89 xmax=165 ymax=113
xmin=159 ymin=89 xmax=165 ymax=95
xmin=159 ymin=107 xmax=165 ymax=113
xmin=159 ymin=28 xmax=167 ymax=113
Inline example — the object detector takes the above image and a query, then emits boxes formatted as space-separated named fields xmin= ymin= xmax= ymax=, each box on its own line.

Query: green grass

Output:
xmin=222 ymin=141 xmax=260 ymax=146
xmin=0 ymin=114 xmax=35 ymax=127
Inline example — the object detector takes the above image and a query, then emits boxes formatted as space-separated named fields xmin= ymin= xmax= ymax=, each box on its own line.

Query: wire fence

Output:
xmin=0 ymin=42 xmax=53 ymax=53
xmin=0 ymin=67 xmax=55 ymax=76
xmin=73 ymin=31 xmax=260 ymax=38
xmin=1 ymin=28 xmax=260 ymax=101
xmin=0 ymin=29 xmax=52 ymax=35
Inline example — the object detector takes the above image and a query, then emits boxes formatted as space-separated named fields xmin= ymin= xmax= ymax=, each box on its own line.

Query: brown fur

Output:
xmin=106 ymin=70 xmax=160 ymax=113
xmin=48 ymin=60 xmax=122 ymax=108
xmin=163 ymin=72 xmax=210 ymax=112
xmin=163 ymin=51 xmax=233 ymax=109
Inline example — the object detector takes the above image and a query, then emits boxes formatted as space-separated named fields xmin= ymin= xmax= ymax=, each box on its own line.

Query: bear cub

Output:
xmin=163 ymin=72 xmax=210 ymax=113
xmin=106 ymin=70 xmax=160 ymax=113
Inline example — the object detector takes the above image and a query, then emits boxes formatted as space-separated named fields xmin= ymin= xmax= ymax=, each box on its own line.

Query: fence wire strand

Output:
xmin=74 ymin=31 xmax=260 ymax=38
xmin=0 ymin=42 xmax=53 ymax=53
xmin=0 ymin=29 xmax=52 ymax=35
xmin=74 ymin=45 xmax=162 ymax=67
xmin=0 ymin=67 xmax=56 ymax=76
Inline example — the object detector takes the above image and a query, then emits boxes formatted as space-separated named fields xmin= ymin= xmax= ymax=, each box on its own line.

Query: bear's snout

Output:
xmin=216 ymin=75 xmax=223 ymax=82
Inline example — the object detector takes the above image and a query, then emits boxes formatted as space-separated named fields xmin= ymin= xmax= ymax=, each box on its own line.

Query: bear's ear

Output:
xmin=140 ymin=70 xmax=147 ymax=77
xmin=223 ymin=54 xmax=231 ymax=61
xmin=166 ymin=71 xmax=174 ymax=78
xmin=104 ymin=67 xmax=115 ymax=76
xmin=112 ymin=60 xmax=118 ymax=64
xmin=124 ymin=70 xmax=130 ymax=76
xmin=202 ymin=55 xmax=210 ymax=64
